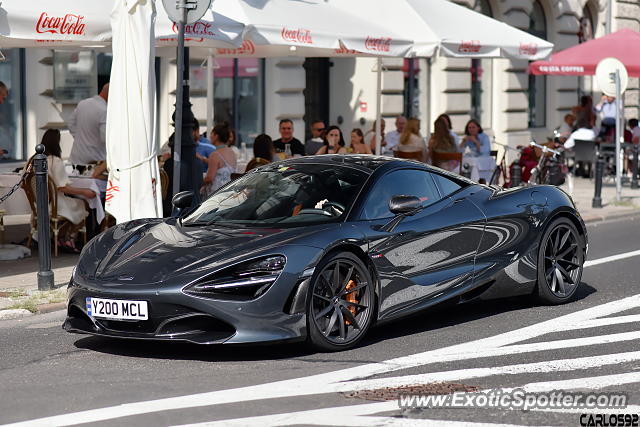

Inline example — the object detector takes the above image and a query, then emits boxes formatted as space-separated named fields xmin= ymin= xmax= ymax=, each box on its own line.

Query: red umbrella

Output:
xmin=529 ymin=29 xmax=640 ymax=77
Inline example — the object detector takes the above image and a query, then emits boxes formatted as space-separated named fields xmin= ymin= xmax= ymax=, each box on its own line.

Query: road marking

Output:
xmin=179 ymin=371 xmax=640 ymax=427
xmin=585 ymin=249 xmax=640 ymax=267
xmin=339 ymin=351 xmax=640 ymax=393
xmin=173 ymin=401 xmax=526 ymax=427
xmin=7 ymin=293 xmax=640 ymax=427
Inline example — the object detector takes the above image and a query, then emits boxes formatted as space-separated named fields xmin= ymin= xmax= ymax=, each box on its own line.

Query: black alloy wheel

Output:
xmin=537 ymin=218 xmax=584 ymax=304
xmin=307 ymin=252 xmax=374 ymax=351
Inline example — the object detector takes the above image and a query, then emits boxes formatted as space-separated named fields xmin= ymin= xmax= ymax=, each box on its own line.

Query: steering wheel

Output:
xmin=320 ymin=201 xmax=345 ymax=217
xmin=296 ymin=208 xmax=334 ymax=217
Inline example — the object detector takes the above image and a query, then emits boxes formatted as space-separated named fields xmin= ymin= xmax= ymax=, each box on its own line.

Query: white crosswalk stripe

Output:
xmin=5 ymin=250 xmax=640 ymax=427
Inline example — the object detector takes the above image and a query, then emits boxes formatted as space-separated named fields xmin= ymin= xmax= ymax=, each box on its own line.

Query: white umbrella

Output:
xmin=105 ymin=0 xmax=162 ymax=223
xmin=0 ymin=0 xmax=112 ymax=47
xmin=329 ymin=0 xmax=554 ymax=154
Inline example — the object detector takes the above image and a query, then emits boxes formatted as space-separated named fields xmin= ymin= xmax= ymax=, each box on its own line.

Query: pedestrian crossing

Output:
xmin=5 ymin=254 xmax=640 ymax=427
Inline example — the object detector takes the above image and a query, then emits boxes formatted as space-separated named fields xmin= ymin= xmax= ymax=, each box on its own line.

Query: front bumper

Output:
xmin=63 ymin=276 xmax=310 ymax=345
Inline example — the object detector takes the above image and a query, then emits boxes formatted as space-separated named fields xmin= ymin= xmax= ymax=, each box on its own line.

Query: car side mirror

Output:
xmin=389 ymin=195 xmax=421 ymax=215
xmin=172 ymin=191 xmax=194 ymax=210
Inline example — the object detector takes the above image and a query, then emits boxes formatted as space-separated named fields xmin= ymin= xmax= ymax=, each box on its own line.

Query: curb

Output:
xmin=37 ymin=302 xmax=66 ymax=314
xmin=582 ymin=210 xmax=640 ymax=224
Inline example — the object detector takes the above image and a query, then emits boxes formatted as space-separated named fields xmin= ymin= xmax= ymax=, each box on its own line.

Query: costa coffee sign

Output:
xmin=519 ymin=43 xmax=538 ymax=56
xmin=172 ymin=21 xmax=215 ymax=37
xmin=364 ymin=36 xmax=392 ymax=53
xmin=458 ymin=40 xmax=481 ymax=53
xmin=217 ymin=41 xmax=256 ymax=56
xmin=36 ymin=12 xmax=85 ymax=35
xmin=281 ymin=28 xmax=313 ymax=44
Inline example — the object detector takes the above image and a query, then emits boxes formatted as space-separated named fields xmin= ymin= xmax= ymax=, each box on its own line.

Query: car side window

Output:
xmin=362 ymin=169 xmax=441 ymax=220
xmin=431 ymin=173 xmax=463 ymax=197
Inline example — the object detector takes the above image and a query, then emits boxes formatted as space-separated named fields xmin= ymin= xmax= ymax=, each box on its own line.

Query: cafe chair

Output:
xmin=0 ymin=208 xmax=5 ymax=244
xmin=22 ymin=171 xmax=87 ymax=256
xmin=431 ymin=151 xmax=463 ymax=174
xmin=245 ymin=157 xmax=270 ymax=172
xmin=159 ymin=169 xmax=169 ymax=200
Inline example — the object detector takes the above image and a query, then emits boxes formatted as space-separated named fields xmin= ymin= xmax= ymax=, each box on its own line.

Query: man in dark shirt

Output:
xmin=305 ymin=119 xmax=326 ymax=155
xmin=273 ymin=119 xmax=305 ymax=157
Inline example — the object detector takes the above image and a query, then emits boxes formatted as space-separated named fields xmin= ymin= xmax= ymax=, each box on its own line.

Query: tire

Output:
xmin=536 ymin=218 xmax=585 ymax=305
xmin=306 ymin=251 xmax=375 ymax=351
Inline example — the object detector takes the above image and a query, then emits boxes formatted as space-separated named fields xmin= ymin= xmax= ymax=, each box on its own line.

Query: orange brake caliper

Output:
xmin=344 ymin=279 xmax=358 ymax=325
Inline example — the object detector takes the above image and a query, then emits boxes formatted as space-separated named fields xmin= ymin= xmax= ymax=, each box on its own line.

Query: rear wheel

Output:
xmin=307 ymin=252 xmax=374 ymax=351
xmin=536 ymin=218 xmax=585 ymax=304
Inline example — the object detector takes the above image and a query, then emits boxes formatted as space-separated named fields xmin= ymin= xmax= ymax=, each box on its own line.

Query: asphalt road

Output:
xmin=1 ymin=215 xmax=640 ymax=427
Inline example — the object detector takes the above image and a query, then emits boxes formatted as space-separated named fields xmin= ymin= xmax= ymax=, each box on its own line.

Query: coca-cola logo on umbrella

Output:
xmin=281 ymin=28 xmax=313 ymax=44
xmin=365 ymin=36 xmax=392 ymax=52
xmin=519 ymin=43 xmax=538 ymax=56
xmin=217 ymin=40 xmax=256 ymax=56
xmin=458 ymin=40 xmax=481 ymax=53
xmin=36 ymin=12 xmax=85 ymax=35
xmin=172 ymin=21 xmax=215 ymax=36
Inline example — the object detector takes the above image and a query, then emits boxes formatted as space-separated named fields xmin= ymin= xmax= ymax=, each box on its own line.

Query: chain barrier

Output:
xmin=0 ymin=162 xmax=32 ymax=205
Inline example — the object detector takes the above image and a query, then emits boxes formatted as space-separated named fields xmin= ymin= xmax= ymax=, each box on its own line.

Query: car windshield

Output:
xmin=183 ymin=163 xmax=369 ymax=226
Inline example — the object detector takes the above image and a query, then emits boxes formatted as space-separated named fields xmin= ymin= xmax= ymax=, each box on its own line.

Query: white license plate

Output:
xmin=86 ymin=297 xmax=148 ymax=321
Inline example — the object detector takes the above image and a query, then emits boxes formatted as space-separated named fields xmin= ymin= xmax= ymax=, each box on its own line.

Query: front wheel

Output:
xmin=306 ymin=252 xmax=375 ymax=351
xmin=536 ymin=218 xmax=585 ymax=304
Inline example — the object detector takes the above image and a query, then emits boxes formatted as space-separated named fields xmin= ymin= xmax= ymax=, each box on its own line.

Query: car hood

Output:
xmin=78 ymin=218 xmax=331 ymax=284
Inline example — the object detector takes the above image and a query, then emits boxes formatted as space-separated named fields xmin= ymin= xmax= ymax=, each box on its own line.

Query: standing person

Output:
xmin=349 ymin=128 xmax=372 ymax=154
xmin=68 ymin=83 xmax=109 ymax=164
xmin=436 ymin=113 xmax=460 ymax=145
xmin=396 ymin=118 xmax=427 ymax=161
xmin=305 ymin=120 xmax=326 ymax=155
xmin=428 ymin=117 xmax=459 ymax=171
xmin=37 ymin=129 xmax=95 ymax=252
xmin=316 ymin=126 xmax=347 ymax=154
xmin=384 ymin=116 xmax=406 ymax=154
xmin=364 ymin=119 xmax=386 ymax=154
xmin=202 ymin=124 xmax=237 ymax=197
xmin=273 ymin=119 xmax=304 ymax=157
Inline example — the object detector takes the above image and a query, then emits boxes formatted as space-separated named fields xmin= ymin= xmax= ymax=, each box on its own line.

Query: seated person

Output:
xmin=428 ymin=117 xmax=460 ymax=171
xmin=246 ymin=134 xmax=274 ymax=172
xmin=37 ymin=129 xmax=96 ymax=252
xmin=459 ymin=119 xmax=495 ymax=181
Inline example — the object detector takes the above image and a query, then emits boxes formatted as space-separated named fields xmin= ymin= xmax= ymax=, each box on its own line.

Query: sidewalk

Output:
xmin=1 ymin=176 xmax=639 ymax=316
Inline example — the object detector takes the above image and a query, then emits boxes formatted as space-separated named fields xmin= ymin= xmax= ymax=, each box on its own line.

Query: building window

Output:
xmin=527 ymin=0 xmax=547 ymax=128
xmin=471 ymin=0 xmax=493 ymax=127
xmin=0 ymin=49 xmax=25 ymax=162
xmin=403 ymin=58 xmax=420 ymax=119
xmin=191 ymin=58 xmax=264 ymax=146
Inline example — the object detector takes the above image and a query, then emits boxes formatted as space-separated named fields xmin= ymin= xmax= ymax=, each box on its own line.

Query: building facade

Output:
xmin=1 ymin=0 xmax=639 ymax=166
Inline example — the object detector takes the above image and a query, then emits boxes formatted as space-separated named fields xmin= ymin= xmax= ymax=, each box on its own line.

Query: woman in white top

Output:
xmin=39 ymin=129 xmax=96 ymax=252
xmin=202 ymin=124 xmax=237 ymax=197
xmin=396 ymin=118 xmax=427 ymax=162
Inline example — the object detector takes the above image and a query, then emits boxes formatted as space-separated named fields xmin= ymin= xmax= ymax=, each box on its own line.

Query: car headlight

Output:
xmin=183 ymin=256 xmax=286 ymax=300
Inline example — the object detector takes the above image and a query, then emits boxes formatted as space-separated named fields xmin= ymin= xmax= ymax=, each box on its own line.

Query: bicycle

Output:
xmin=489 ymin=141 xmax=520 ymax=187
xmin=528 ymin=140 xmax=566 ymax=186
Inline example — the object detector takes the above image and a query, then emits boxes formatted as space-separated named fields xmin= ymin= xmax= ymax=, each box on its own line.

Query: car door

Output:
xmin=359 ymin=169 xmax=486 ymax=320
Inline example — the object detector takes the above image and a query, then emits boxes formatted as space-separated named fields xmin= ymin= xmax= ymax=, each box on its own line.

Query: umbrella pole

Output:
xmin=375 ymin=57 xmax=382 ymax=156
xmin=172 ymin=13 xmax=186 ymax=198
xmin=207 ymin=50 xmax=214 ymax=138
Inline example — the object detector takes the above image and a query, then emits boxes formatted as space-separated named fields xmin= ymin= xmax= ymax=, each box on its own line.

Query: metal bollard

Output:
xmin=34 ymin=144 xmax=54 ymax=290
xmin=592 ymin=155 xmax=604 ymax=208
xmin=510 ymin=163 xmax=521 ymax=187
xmin=632 ymin=145 xmax=639 ymax=189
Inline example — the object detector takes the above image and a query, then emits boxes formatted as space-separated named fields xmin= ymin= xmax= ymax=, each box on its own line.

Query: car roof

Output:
xmin=277 ymin=155 xmax=476 ymax=185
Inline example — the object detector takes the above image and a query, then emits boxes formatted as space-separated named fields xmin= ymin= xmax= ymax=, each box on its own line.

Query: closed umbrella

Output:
xmin=105 ymin=0 xmax=162 ymax=223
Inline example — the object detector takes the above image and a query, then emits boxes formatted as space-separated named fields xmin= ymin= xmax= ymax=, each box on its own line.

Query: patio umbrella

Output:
xmin=105 ymin=0 xmax=162 ymax=223
xmin=529 ymin=29 xmax=640 ymax=77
